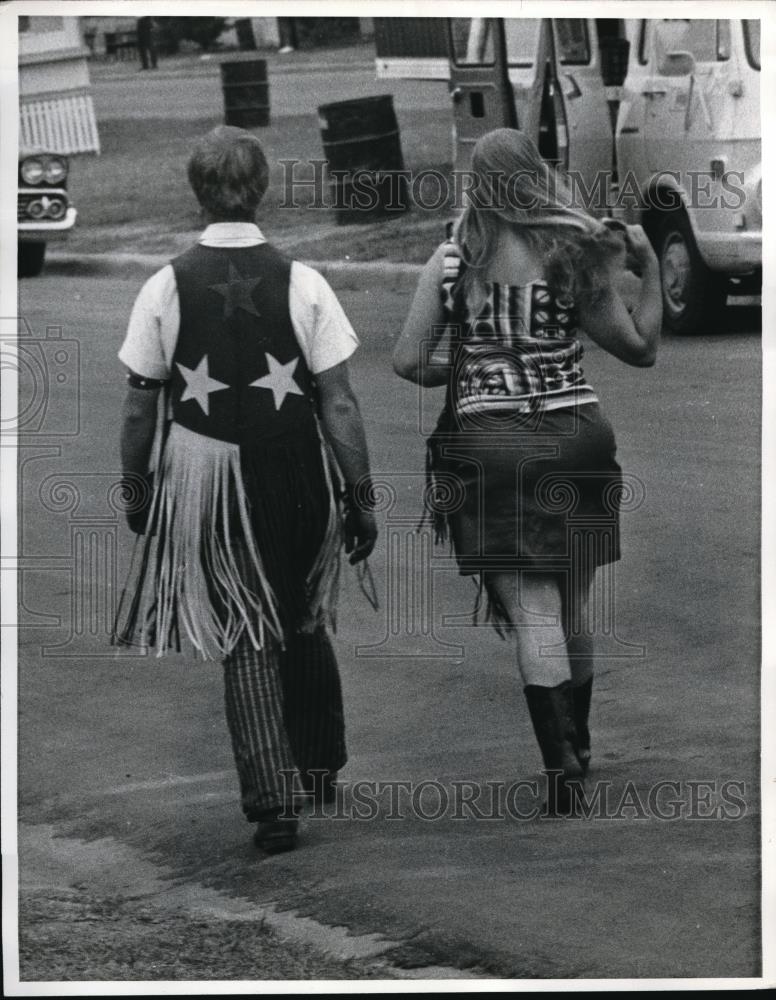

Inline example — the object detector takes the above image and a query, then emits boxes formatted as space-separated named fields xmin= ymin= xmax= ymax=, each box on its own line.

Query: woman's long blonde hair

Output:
xmin=455 ymin=128 xmax=619 ymax=309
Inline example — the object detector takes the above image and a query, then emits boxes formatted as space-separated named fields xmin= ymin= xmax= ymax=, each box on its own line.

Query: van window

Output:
xmin=504 ymin=19 xmax=540 ymax=67
xmin=641 ymin=19 xmax=732 ymax=66
xmin=716 ymin=21 xmax=731 ymax=60
xmin=555 ymin=19 xmax=590 ymax=64
xmin=450 ymin=18 xmax=494 ymax=65
xmin=744 ymin=20 xmax=760 ymax=70
xmin=18 ymin=15 xmax=64 ymax=33
xmin=664 ymin=20 xmax=730 ymax=64
xmin=638 ymin=20 xmax=651 ymax=64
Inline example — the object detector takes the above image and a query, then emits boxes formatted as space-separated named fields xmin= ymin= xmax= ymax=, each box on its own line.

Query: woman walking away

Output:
xmin=393 ymin=129 xmax=661 ymax=815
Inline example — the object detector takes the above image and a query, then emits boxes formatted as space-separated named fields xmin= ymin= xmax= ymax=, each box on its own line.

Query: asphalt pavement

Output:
xmin=10 ymin=263 xmax=762 ymax=983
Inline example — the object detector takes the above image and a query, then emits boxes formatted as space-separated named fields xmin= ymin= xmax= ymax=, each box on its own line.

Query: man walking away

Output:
xmin=115 ymin=126 xmax=377 ymax=853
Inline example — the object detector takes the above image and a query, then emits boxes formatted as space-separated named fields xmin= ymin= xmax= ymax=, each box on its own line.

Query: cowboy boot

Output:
xmin=524 ymin=681 xmax=585 ymax=816
xmin=572 ymin=677 xmax=593 ymax=775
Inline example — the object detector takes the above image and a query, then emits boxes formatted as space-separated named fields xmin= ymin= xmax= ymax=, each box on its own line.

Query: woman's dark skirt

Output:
xmin=429 ymin=403 xmax=622 ymax=582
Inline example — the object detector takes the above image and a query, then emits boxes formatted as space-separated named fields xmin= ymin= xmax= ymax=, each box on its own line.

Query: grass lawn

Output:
xmin=65 ymin=111 xmax=456 ymax=263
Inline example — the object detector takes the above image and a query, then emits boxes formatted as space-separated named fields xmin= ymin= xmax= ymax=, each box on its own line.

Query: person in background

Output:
xmin=115 ymin=126 xmax=377 ymax=852
xmin=277 ymin=16 xmax=298 ymax=54
xmin=393 ymin=128 xmax=661 ymax=815
xmin=137 ymin=16 xmax=158 ymax=71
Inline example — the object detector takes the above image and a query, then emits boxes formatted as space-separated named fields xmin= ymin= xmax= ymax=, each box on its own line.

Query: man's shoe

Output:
xmin=252 ymin=805 xmax=299 ymax=853
xmin=253 ymin=816 xmax=299 ymax=854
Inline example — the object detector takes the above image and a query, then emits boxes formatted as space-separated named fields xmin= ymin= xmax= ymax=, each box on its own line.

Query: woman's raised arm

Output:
xmin=578 ymin=225 xmax=662 ymax=368
xmin=393 ymin=243 xmax=451 ymax=386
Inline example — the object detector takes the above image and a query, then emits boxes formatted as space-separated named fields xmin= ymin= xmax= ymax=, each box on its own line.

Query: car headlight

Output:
xmin=43 ymin=157 xmax=67 ymax=185
xmin=46 ymin=198 xmax=67 ymax=220
xmin=26 ymin=199 xmax=46 ymax=219
xmin=21 ymin=158 xmax=45 ymax=185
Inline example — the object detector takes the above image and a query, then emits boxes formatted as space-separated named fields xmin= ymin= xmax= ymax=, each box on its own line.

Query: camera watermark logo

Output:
xmin=0 ymin=316 xmax=80 ymax=438
xmin=6 ymin=469 xmax=148 ymax=658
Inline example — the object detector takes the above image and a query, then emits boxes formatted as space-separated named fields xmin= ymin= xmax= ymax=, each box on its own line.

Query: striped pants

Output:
xmin=222 ymin=626 xmax=347 ymax=821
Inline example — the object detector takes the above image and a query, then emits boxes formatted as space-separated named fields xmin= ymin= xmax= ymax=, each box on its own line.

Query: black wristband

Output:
xmin=127 ymin=371 xmax=168 ymax=390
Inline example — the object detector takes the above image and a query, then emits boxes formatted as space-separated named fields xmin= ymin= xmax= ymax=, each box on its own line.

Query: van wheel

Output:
xmin=18 ymin=242 xmax=46 ymax=278
xmin=655 ymin=211 xmax=726 ymax=335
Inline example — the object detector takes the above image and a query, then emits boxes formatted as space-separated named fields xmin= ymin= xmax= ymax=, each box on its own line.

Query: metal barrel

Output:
xmin=220 ymin=60 xmax=270 ymax=128
xmin=318 ymin=95 xmax=409 ymax=224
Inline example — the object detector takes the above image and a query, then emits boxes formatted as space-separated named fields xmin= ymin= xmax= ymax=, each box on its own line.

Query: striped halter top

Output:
xmin=441 ymin=240 xmax=598 ymax=417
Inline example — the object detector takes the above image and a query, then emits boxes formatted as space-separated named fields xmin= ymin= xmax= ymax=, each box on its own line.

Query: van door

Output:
xmin=638 ymin=18 xmax=760 ymax=331
xmin=551 ymin=17 xmax=616 ymax=210
xmin=447 ymin=17 xmax=517 ymax=170
xmin=642 ymin=20 xmax=738 ymax=174
xmin=503 ymin=18 xmax=549 ymax=149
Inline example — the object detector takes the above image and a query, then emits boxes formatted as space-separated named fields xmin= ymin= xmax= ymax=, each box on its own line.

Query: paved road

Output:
xmin=12 ymin=267 xmax=761 ymax=980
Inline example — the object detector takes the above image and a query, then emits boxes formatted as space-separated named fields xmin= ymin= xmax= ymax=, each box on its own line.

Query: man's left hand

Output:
xmin=344 ymin=509 xmax=377 ymax=564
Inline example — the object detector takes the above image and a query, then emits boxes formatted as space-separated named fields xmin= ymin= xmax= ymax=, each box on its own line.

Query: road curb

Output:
xmin=45 ymin=251 xmax=423 ymax=294
xmin=21 ymin=822 xmax=487 ymax=981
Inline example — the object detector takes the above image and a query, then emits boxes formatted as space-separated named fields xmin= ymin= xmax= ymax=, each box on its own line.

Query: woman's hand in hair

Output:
xmin=578 ymin=244 xmax=662 ymax=369
xmin=624 ymin=224 xmax=658 ymax=271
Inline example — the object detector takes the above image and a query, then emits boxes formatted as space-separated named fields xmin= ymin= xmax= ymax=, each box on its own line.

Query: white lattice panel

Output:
xmin=20 ymin=94 xmax=100 ymax=155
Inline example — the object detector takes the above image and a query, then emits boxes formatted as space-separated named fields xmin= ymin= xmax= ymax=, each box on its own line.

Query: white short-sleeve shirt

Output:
xmin=119 ymin=223 xmax=359 ymax=379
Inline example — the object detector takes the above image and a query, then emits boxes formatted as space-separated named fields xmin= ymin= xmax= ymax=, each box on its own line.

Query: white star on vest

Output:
xmin=250 ymin=352 xmax=303 ymax=410
xmin=176 ymin=355 xmax=229 ymax=416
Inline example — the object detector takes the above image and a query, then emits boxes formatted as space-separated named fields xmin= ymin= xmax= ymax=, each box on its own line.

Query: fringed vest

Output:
xmin=115 ymin=244 xmax=341 ymax=660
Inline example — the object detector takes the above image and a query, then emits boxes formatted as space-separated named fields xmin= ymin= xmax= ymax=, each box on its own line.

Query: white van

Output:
xmin=376 ymin=17 xmax=762 ymax=334
xmin=616 ymin=19 xmax=760 ymax=332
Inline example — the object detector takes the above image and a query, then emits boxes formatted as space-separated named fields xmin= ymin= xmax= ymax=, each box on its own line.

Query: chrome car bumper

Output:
xmin=18 ymin=207 xmax=77 ymax=242
xmin=696 ymin=230 xmax=762 ymax=274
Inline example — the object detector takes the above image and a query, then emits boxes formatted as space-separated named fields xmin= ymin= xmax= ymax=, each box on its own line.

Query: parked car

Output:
xmin=18 ymin=149 xmax=77 ymax=277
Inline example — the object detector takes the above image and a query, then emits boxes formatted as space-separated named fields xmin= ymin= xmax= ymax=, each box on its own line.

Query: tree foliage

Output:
xmin=158 ymin=17 xmax=227 ymax=52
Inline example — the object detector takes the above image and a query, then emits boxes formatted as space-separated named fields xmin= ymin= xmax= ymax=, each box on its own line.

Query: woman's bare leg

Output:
xmin=486 ymin=570 xmax=583 ymax=813
xmin=561 ymin=567 xmax=595 ymax=687
xmin=485 ymin=570 xmax=572 ymax=687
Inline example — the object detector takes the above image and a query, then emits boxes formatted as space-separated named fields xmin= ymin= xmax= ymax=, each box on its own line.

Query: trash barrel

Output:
xmin=220 ymin=60 xmax=270 ymax=128
xmin=318 ymin=95 xmax=409 ymax=224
